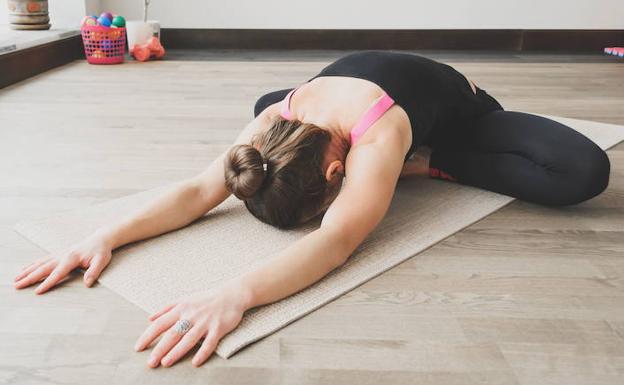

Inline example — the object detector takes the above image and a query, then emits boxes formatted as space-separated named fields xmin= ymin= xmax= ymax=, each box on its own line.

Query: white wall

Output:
xmin=101 ymin=0 xmax=624 ymax=29
xmin=2 ymin=0 xmax=622 ymax=29
xmin=0 ymin=0 xmax=8 ymax=24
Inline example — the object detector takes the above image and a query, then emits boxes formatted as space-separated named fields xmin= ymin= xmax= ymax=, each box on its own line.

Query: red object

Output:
xmin=80 ymin=25 xmax=126 ymax=65
xmin=133 ymin=45 xmax=151 ymax=62
xmin=131 ymin=37 xmax=166 ymax=62
xmin=429 ymin=167 xmax=457 ymax=182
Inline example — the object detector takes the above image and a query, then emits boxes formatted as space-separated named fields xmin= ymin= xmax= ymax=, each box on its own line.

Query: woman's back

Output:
xmin=282 ymin=76 xmax=412 ymax=158
xmin=256 ymin=51 xmax=498 ymax=161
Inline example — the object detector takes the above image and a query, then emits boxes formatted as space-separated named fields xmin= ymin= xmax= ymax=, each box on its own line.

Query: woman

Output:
xmin=13 ymin=51 xmax=610 ymax=367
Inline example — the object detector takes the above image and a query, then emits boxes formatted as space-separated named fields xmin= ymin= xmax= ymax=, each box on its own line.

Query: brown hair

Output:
xmin=224 ymin=117 xmax=343 ymax=229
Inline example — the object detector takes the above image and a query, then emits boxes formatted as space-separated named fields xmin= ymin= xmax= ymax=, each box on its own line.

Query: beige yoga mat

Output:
xmin=13 ymin=115 xmax=624 ymax=359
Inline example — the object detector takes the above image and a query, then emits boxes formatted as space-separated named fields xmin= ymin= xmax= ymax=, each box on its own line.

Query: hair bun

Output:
xmin=224 ymin=144 xmax=267 ymax=200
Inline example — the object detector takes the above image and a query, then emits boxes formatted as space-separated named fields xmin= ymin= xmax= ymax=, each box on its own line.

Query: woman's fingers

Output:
xmin=161 ymin=324 xmax=206 ymax=367
xmin=148 ymin=303 xmax=177 ymax=322
xmin=134 ymin=310 xmax=178 ymax=353
xmin=146 ymin=321 xmax=188 ymax=368
xmin=14 ymin=258 xmax=51 ymax=282
xmin=83 ymin=254 xmax=107 ymax=287
xmin=34 ymin=259 xmax=76 ymax=295
xmin=13 ymin=260 xmax=56 ymax=289
xmin=192 ymin=328 xmax=220 ymax=366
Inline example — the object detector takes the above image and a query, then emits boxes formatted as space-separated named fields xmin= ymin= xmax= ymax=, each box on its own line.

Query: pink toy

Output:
xmin=130 ymin=37 xmax=166 ymax=62
xmin=603 ymin=47 xmax=624 ymax=58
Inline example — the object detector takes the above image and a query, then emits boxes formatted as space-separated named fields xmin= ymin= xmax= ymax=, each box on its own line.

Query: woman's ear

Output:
xmin=325 ymin=160 xmax=344 ymax=182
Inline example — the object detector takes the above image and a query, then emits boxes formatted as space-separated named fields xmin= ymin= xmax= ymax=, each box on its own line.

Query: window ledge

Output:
xmin=0 ymin=24 xmax=80 ymax=56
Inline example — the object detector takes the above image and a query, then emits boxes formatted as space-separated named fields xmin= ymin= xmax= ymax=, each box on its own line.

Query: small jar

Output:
xmin=7 ymin=0 xmax=51 ymax=30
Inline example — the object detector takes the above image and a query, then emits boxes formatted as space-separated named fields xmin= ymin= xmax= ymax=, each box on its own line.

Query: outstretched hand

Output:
xmin=13 ymin=230 xmax=114 ymax=294
xmin=134 ymin=282 xmax=249 ymax=367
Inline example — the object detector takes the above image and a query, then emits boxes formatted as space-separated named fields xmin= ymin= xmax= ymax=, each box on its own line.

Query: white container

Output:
xmin=126 ymin=20 xmax=160 ymax=50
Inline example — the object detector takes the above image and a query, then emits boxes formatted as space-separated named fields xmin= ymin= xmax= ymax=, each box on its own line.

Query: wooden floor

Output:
xmin=1 ymin=51 xmax=623 ymax=385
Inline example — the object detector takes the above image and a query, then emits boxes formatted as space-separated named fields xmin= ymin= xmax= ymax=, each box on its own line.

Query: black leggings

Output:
xmin=425 ymin=110 xmax=610 ymax=206
xmin=254 ymin=89 xmax=611 ymax=206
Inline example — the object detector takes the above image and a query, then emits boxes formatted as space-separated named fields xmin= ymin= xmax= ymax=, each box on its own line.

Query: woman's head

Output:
xmin=224 ymin=117 xmax=347 ymax=229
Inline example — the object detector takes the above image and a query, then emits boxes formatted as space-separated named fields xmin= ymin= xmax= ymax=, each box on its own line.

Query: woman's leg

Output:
xmin=253 ymin=88 xmax=294 ymax=117
xmin=428 ymin=110 xmax=611 ymax=206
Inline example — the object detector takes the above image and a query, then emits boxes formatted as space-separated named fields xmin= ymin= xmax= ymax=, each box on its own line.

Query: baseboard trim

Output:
xmin=0 ymin=35 xmax=83 ymax=89
xmin=1 ymin=29 xmax=622 ymax=89
xmin=161 ymin=29 xmax=624 ymax=51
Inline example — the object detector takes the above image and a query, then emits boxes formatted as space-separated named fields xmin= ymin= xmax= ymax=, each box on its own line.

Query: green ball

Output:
xmin=112 ymin=15 xmax=126 ymax=27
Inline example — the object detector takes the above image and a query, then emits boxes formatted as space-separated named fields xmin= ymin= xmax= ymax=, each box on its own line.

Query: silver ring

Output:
xmin=173 ymin=319 xmax=192 ymax=335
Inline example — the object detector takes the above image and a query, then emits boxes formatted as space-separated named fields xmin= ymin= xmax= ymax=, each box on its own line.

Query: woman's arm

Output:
xmin=133 ymin=123 xmax=407 ymax=368
xmin=97 ymin=158 xmax=227 ymax=250
xmin=230 ymin=134 xmax=406 ymax=311
xmin=100 ymin=102 xmax=282 ymax=249
xmin=14 ymin=103 xmax=281 ymax=294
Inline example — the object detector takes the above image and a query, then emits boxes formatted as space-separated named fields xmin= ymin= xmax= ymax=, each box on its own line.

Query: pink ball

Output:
xmin=100 ymin=12 xmax=113 ymax=20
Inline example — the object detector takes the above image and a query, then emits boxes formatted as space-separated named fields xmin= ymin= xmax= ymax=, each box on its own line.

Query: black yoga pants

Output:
xmin=426 ymin=110 xmax=611 ymax=206
xmin=254 ymin=89 xmax=611 ymax=206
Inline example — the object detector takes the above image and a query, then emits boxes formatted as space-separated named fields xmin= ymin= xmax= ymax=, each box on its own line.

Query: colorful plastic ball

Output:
xmin=92 ymin=49 xmax=106 ymax=58
xmin=97 ymin=16 xmax=112 ymax=27
xmin=112 ymin=15 xmax=126 ymax=28
xmin=101 ymin=39 xmax=114 ymax=51
xmin=83 ymin=16 xmax=98 ymax=26
xmin=100 ymin=12 xmax=114 ymax=20
xmin=91 ymin=31 xmax=104 ymax=41
xmin=108 ymin=29 xmax=121 ymax=40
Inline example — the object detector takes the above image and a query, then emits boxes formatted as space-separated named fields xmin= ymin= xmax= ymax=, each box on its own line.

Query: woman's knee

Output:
xmin=553 ymin=145 xmax=610 ymax=205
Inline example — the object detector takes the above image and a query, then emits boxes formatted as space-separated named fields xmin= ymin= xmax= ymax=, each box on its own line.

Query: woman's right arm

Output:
xmin=105 ymin=101 xmax=282 ymax=250
xmin=13 ymin=102 xmax=282 ymax=294
xmin=13 ymin=153 xmax=232 ymax=295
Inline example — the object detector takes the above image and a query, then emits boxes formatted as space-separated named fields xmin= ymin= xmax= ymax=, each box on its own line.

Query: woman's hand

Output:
xmin=13 ymin=229 xmax=114 ymax=294
xmin=134 ymin=282 xmax=250 ymax=368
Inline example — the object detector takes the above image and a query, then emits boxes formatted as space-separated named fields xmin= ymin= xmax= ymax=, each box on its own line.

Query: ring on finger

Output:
xmin=173 ymin=319 xmax=193 ymax=335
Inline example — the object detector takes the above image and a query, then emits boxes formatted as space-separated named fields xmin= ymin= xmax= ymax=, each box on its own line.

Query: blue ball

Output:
xmin=97 ymin=16 xmax=111 ymax=27
xmin=101 ymin=39 xmax=113 ymax=50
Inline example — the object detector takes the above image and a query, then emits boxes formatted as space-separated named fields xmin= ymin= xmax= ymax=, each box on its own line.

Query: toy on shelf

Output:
xmin=130 ymin=36 xmax=166 ymax=62
xmin=604 ymin=47 xmax=624 ymax=58
xmin=80 ymin=11 xmax=127 ymax=64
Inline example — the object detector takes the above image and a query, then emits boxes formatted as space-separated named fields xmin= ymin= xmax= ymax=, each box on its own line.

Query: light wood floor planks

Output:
xmin=1 ymin=51 xmax=623 ymax=385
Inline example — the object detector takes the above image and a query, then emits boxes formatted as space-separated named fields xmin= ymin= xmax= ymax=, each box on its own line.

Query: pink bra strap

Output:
xmin=350 ymin=92 xmax=395 ymax=144
xmin=280 ymin=86 xmax=300 ymax=120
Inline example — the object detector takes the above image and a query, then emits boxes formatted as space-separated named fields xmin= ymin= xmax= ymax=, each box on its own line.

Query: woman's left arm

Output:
xmin=134 ymin=129 xmax=406 ymax=368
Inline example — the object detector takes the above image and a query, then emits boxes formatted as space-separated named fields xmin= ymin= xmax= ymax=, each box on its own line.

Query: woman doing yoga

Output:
xmin=13 ymin=51 xmax=611 ymax=368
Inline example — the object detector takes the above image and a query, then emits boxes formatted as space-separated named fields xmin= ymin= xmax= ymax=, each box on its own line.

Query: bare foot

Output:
xmin=400 ymin=146 xmax=432 ymax=178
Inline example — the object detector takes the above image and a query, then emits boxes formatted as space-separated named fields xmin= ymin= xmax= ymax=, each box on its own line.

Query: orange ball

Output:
xmin=92 ymin=49 xmax=105 ymax=58
xmin=146 ymin=37 xmax=163 ymax=52
xmin=109 ymin=29 xmax=121 ymax=40
xmin=133 ymin=45 xmax=151 ymax=62
xmin=154 ymin=46 xmax=165 ymax=58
